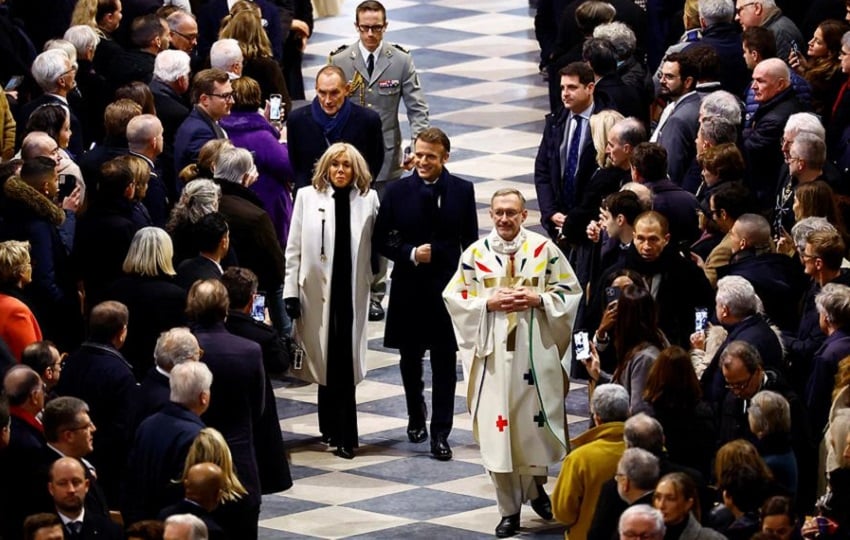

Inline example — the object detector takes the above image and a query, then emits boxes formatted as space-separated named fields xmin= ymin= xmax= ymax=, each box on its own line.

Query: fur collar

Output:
xmin=3 ymin=177 xmax=65 ymax=226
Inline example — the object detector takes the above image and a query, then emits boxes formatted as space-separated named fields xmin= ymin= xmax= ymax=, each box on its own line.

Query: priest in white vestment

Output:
xmin=443 ymin=188 xmax=582 ymax=538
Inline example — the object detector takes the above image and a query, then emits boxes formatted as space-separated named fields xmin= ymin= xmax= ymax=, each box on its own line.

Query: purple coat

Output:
xmin=220 ymin=111 xmax=294 ymax=247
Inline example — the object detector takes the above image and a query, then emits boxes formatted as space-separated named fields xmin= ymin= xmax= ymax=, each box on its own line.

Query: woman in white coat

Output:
xmin=284 ymin=142 xmax=378 ymax=459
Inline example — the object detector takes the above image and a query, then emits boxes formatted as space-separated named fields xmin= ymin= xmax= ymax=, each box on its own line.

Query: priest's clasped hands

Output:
xmin=486 ymin=287 xmax=543 ymax=312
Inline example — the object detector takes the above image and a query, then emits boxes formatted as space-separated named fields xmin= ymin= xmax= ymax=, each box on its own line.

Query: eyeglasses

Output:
xmin=800 ymin=251 xmax=820 ymax=261
xmin=736 ymin=2 xmax=758 ymax=14
xmin=492 ymin=209 xmax=521 ymax=218
xmin=207 ymin=92 xmax=235 ymax=101
xmin=725 ymin=371 xmax=755 ymax=391
xmin=67 ymin=422 xmax=95 ymax=432
xmin=60 ymin=66 xmax=78 ymax=78
xmin=357 ymin=24 xmax=386 ymax=33
xmin=171 ymin=29 xmax=198 ymax=41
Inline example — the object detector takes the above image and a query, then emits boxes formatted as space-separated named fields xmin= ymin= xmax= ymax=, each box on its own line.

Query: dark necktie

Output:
xmin=67 ymin=521 xmax=83 ymax=537
xmin=563 ymin=115 xmax=583 ymax=208
xmin=367 ymin=53 xmax=375 ymax=78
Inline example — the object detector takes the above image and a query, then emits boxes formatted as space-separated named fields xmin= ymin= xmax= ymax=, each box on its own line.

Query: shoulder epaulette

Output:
xmin=329 ymin=44 xmax=349 ymax=56
xmin=391 ymin=43 xmax=409 ymax=53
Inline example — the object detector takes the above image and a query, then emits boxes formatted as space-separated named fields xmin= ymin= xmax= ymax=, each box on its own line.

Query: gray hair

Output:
xmin=792 ymin=217 xmax=836 ymax=251
xmin=815 ymin=282 xmax=850 ymax=329
xmin=591 ymin=384 xmax=630 ymax=423
xmin=592 ymin=22 xmax=636 ymax=59
xmin=64 ymin=25 xmax=101 ymax=57
xmin=719 ymin=340 xmax=763 ymax=373
xmin=842 ymin=31 xmax=850 ymax=51
xmin=31 ymin=49 xmax=71 ymax=93
xmin=784 ymin=112 xmax=826 ymax=141
xmin=44 ymin=39 xmax=78 ymax=66
xmin=154 ymin=49 xmax=192 ymax=83
xmin=169 ymin=362 xmax=213 ymax=407
xmin=748 ymin=390 xmax=791 ymax=437
xmin=210 ymin=39 xmax=243 ymax=71
xmin=624 ymin=413 xmax=664 ymax=454
xmin=617 ymin=448 xmax=660 ymax=490
xmin=174 ymin=179 xmax=221 ymax=224
xmin=154 ymin=327 xmax=200 ymax=370
xmin=614 ymin=117 xmax=648 ymax=147
xmin=166 ymin=10 xmax=196 ymax=30
xmin=127 ymin=114 xmax=163 ymax=152
xmin=164 ymin=513 xmax=208 ymax=540
xmin=123 ymin=227 xmax=176 ymax=277
xmin=699 ymin=116 xmax=737 ymax=145
xmin=698 ymin=0 xmax=735 ymax=25
xmin=621 ymin=182 xmax=653 ymax=209
xmin=759 ymin=0 xmax=777 ymax=8
xmin=619 ymin=505 xmax=666 ymax=538
xmin=215 ymin=147 xmax=254 ymax=184
xmin=700 ymin=91 xmax=742 ymax=125
xmin=716 ymin=275 xmax=763 ymax=317
xmin=21 ymin=132 xmax=58 ymax=160
xmin=790 ymin=132 xmax=826 ymax=169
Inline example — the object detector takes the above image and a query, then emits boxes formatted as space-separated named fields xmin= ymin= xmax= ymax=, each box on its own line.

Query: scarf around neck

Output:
xmin=311 ymin=97 xmax=353 ymax=143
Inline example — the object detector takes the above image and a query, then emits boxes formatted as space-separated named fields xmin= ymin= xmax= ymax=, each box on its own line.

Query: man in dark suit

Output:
xmin=48 ymin=457 xmax=123 ymax=540
xmin=685 ymin=0 xmax=750 ymax=95
xmin=188 ymin=279 xmax=265 ymax=539
xmin=534 ymin=61 xmax=608 ymax=282
xmin=174 ymin=69 xmax=232 ymax=177
xmin=112 ymin=14 xmax=170 ymax=86
xmin=124 ymin=362 xmax=210 ymax=525
xmin=19 ymin=49 xmax=84 ymax=157
xmin=39 ymin=397 xmax=110 ymax=519
xmin=55 ymin=301 xmax=139 ymax=504
xmin=288 ymin=65 xmax=384 ymax=190
xmin=222 ymin=267 xmax=292 ymax=495
xmin=158 ymin=462 xmax=229 ymax=540
xmin=583 ymin=38 xmax=645 ymax=123
xmin=150 ymin=50 xmax=192 ymax=196
xmin=651 ymin=52 xmax=702 ymax=190
xmin=374 ymin=127 xmax=478 ymax=461
xmin=77 ymin=98 xmax=141 ymax=202
xmin=176 ymin=212 xmax=228 ymax=290
xmin=0 ymin=366 xmax=47 ymax=539
xmin=127 ymin=114 xmax=169 ymax=226
xmin=135 ymin=327 xmax=202 ymax=426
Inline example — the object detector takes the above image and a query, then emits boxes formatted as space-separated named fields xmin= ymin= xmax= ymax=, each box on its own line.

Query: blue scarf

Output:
xmin=310 ymin=97 xmax=353 ymax=144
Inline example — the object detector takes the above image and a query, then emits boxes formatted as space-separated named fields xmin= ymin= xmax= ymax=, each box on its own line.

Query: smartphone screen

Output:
xmin=251 ymin=293 xmax=266 ymax=321
xmin=269 ymin=94 xmax=282 ymax=121
xmin=5 ymin=75 xmax=23 ymax=91
xmin=574 ymin=331 xmax=591 ymax=361
xmin=695 ymin=308 xmax=709 ymax=332
xmin=605 ymin=286 xmax=621 ymax=305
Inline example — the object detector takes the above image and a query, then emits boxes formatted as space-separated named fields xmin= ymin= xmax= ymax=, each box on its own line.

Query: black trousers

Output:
xmin=400 ymin=345 xmax=457 ymax=438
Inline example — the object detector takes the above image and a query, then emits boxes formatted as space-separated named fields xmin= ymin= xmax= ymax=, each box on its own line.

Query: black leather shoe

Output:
xmin=531 ymin=486 xmax=553 ymax=520
xmin=334 ymin=446 xmax=355 ymax=460
xmin=407 ymin=426 xmax=428 ymax=443
xmin=495 ymin=513 xmax=520 ymax=538
xmin=430 ymin=435 xmax=452 ymax=461
xmin=368 ymin=300 xmax=385 ymax=321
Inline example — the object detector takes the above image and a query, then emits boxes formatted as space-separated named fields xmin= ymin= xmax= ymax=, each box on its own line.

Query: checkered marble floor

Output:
xmin=262 ymin=1 xmax=591 ymax=538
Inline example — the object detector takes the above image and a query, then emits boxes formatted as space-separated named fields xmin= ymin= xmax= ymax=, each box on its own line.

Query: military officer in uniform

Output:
xmin=329 ymin=0 xmax=430 ymax=320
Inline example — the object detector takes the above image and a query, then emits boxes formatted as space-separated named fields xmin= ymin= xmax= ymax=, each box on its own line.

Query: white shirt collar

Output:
xmin=358 ymin=41 xmax=383 ymax=62
xmin=57 ymin=507 xmax=85 ymax=525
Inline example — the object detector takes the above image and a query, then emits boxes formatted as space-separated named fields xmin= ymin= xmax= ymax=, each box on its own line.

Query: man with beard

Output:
xmin=48 ymin=457 xmax=123 ymax=539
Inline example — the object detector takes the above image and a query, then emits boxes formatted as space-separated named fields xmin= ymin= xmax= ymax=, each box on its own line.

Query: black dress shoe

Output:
xmin=334 ymin=446 xmax=355 ymax=459
xmin=368 ymin=300 xmax=385 ymax=321
xmin=495 ymin=513 xmax=520 ymax=538
xmin=407 ymin=426 xmax=428 ymax=443
xmin=531 ymin=486 xmax=553 ymax=520
xmin=430 ymin=435 xmax=452 ymax=461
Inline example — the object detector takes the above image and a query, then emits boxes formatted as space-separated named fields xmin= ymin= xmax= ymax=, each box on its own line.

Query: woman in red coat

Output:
xmin=0 ymin=240 xmax=42 ymax=360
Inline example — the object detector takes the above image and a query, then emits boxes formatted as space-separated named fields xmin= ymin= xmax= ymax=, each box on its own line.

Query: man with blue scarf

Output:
xmin=288 ymin=65 xmax=384 ymax=191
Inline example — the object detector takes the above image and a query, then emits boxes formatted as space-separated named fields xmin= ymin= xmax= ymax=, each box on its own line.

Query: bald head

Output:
xmin=48 ymin=457 xmax=89 ymax=516
xmin=752 ymin=58 xmax=790 ymax=103
xmin=3 ymin=365 xmax=43 ymax=411
xmin=184 ymin=463 xmax=224 ymax=512
xmin=127 ymin=114 xmax=164 ymax=157
xmin=21 ymin=132 xmax=60 ymax=161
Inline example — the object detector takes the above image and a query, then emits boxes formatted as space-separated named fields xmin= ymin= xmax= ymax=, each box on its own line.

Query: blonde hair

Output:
xmin=311 ymin=143 xmax=372 ymax=195
xmin=0 ymin=240 xmax=31 ymax=285
xmin=119 ymin=154 xmax=151 ymax=200
xmin=182 ymin=428 xmax=247 ymax=502
xmin=70 ymin=0 xmax=98 ymax=31
xmin=591 ymin=109 xmax=625 ymax=168
xmin=122 ymin=227 xmax=177 ymax=277
xmin=219 ymin=7 xmax=272 ymax=60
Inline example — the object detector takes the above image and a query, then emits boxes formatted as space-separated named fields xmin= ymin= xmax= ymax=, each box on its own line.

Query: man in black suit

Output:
xmin=221 ymin=267 xmax=292 ymax=495
xmin=112 ymin=14 xmax=170 ymax=86
xmin=534 ymin=61 xmax=607 ymax=282
xmin=374 ymin=127 xmax=478 ymax=461
xmin=583 ymin=38 xmax=645 ymax=123
xmin=48 ymin=457 xmax=123 ymax=540
xmin=150 ymin=50 xmax=192 ymax=195
xmin=135 ymin=327 xmax=202 ymax=426
xmin=124 ymin=362 xmax=210 ymax=524
xmin=287 ymin=65 xmax=384 ymax=190
xmin=188 ymin=279 xmax=265 ymax=539
xmin=55 ymin=301 xmax=139 ymax=504
xmin=19 ymin=49 xmax=84 ymax=157
xmin=158 ymin=462 xmax=229 ymax=540
xmin=176 ymin=212 xmax=228 ymax=290
xmin=40 ymin=397 xmax=110 ymax=519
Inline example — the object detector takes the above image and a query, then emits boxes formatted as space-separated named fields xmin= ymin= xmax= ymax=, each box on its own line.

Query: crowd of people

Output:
xmin=2 ymin=0 xmax=850 ymax=538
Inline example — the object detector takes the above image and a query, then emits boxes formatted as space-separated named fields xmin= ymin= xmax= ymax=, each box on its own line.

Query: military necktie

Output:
xmin=367 ymin=53 xmax=375 ymax=78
